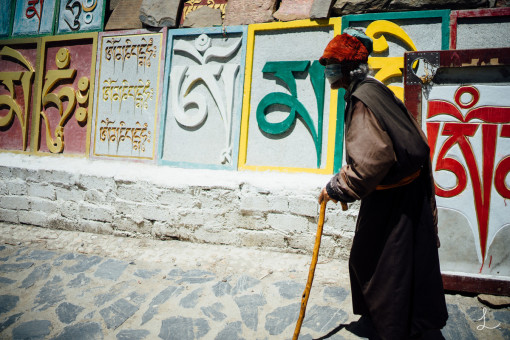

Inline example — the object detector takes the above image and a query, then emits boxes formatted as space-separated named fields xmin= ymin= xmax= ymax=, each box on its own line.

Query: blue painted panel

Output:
xmin=0 ymin=1 xmax=14 ymax=37
xmin=12 ymin=0 xmax=58 ymax=37
xmin=158 ymin=26 xmax=248 ymax=171
xmin=56 ymin=0 xmax=105 ymax=34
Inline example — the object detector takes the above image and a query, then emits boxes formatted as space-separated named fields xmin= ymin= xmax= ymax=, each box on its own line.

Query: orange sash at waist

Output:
xmin=375 ymin=169 xmax=421 ymax=190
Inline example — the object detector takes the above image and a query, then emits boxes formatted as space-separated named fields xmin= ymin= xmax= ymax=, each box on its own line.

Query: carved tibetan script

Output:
xmin=365 ymin=20 xmax=418 ymax=101
xmin=0 ymin=42 xmax=38 ymax=152
xmin=57 ymin=0 xmax=105 ymax=33
xmin=163 ymin=33 xmax=243 ymax=167
xmin=425 ymin=85 xmax=510 ymax=271
xmin=93 ymin=33 xmax=162 ymax=159
xmin=34 ymin=36 xmax=96 ymax=155
xmin=12 ymin=0 xmax=57 ymax=36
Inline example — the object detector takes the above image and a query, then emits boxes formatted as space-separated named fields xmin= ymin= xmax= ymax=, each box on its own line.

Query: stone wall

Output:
xmin=0 ymin=154 xmax=356 ymax=260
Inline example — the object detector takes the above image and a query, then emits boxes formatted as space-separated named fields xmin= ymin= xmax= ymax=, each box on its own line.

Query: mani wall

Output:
xmin=0 ymin=1 xmax=509 ymax=293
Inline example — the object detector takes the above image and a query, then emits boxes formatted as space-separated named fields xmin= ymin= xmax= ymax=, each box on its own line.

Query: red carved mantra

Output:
xmin=426 ymin=86 xmax=510 ymax=268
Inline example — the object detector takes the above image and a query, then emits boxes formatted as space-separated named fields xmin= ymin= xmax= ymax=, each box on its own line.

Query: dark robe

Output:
xmin=326 ymin=77 xmax=448 ymax=339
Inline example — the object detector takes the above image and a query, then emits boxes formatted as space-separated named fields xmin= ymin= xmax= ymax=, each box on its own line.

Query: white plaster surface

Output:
xmin=456 ymin=17 xmax=510 ymax=49
xmin=0 ymin=153 xmax=355 ymax=259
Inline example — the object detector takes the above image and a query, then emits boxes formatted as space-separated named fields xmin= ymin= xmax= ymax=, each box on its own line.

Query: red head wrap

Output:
xmin=319 ymin=33 xmax=369 ymax=66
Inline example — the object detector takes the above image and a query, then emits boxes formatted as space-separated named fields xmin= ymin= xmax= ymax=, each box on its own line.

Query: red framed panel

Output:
xmin=404 ymin=48 xmax=510 ymax=295
xmin=32 ymin=33 xmax=98 ymax=156
xmin=0 ymin=38 xmax=40 ymax=153
xmin=450 ymin=8 xmax=510 ymax=49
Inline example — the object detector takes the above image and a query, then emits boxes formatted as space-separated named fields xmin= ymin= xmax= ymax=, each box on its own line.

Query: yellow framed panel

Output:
xmin=238 ymin=19 xmax=341 ymax=174
xmin=92 ymin=29 xmax=166 ymax=162
xmin=32 ymin=32 xmax=98 ymax=157
xmin=0 ymin=38 xmax=41 ymax=154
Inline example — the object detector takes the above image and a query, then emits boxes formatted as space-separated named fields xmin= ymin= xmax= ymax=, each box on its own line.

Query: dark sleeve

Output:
xmin=327 ymin=100 xmax=397 ymax=202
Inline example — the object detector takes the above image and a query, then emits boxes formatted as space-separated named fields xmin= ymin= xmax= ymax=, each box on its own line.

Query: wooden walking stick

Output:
xmin=292 ymin=200 xmax=347 ymax=340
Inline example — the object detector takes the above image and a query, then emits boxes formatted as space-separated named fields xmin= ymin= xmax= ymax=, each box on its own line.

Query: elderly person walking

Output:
xmin=318 ymin=29 xmax=448 ymax=339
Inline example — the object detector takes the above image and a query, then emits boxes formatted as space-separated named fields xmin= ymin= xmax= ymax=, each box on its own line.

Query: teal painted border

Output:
xmin=340 ymin=10 xmax=450 ymax=50
xmin=55 ymin=0 xmax=107 ymax=35
xmin=11 ymin=0 xmax=60 ymax=38
xmin=0 ymin=1 xmax=15 ymax=38
xmin=333 ymin=9 xmax=450 ymax=173
xmin=158 ymin=26 xmax=248 ymax=171
xmin=333 ymin=89 xmax=346 ymax=173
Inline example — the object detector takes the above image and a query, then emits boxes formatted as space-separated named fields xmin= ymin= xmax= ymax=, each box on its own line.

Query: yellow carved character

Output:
xmin=365 ymin=20 xmax=417 ymax=100
xmin=0 ymin=46 xmax=35 ymax=151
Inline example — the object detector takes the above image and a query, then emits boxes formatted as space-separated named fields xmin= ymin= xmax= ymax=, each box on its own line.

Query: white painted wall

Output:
xmin=0 ymin=153 xmax=357 ymax=259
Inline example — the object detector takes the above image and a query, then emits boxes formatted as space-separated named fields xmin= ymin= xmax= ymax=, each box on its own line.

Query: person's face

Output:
xmin=324 ymin=60 xmax=350 ymax=90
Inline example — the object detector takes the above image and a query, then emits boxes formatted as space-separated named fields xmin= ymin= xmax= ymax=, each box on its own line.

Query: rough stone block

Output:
xmin=182 ymin=6 xmax=223 ymax=27
xmin=48 ymin=215 xmax=77 ymax=231
xmin=18 ymin=211 xmax=47 ymax=227
xmin=240 ymin=195 xmax=270 ymax=213
xmin=267 ymin=196 xmax=290 ymax=212
xmin=113 ymin=216 xmax=151 ymax=235
xmin=77 ymin=220 xmax=113 ymax=234
xmin=110 ymin=0 xmax=123 ymax=11
xmin=116 ymin=183 xmax=158 ymax=203
xmin=29 ymin=197 xmax=59 ymax=214
xmin=273 ymin=0 xmax=313 ymax=21
xmin=332 ymin=0 xmax=487 ymax=15
xmin=113 ymin=199 xmax=141 ymax=217
xmin=5 ymin=179 xmax=27 ymax=196
xmin=35 ymin=169 xmax=76 ymax=186
xmin=224 ymin=0 xmax=278 ymax=25
xmin=239 ymin=229 xmax=286 ymax=249
xmin=79 ymin=202 xmax=115 ymax=223
xmin=0 ymin=208 xmax=18 ymax=223
xmin=84 ymin=190 xmax=107 ymax=204
xmin=288 ymin=197 xmax=318 ymax=217
xmin=77 ymin=175 xmax=115 ymax=193
xmin=55 ymin=187 xmax=85 ymax=202
xmin=138 ymin=203 xmax=172 ymax=222
xmin=139 ymin=0 xmax=181 ymax=27
xmin=179 ymin=210 xmax=212 ymax=227
xmin=28 ymin=183 xmax=56 ymax=200
xmin=158 ymin=190 xmax=196 ymax=208
xmin=105 ymin=0 xmax=143 ymax=30
xmin=0 ymin=166 xmax=11 ymax=178
xmin=0 ymin=196 xmax=29 ymax=210
xmin=310 ymin=0 xmax=335 ymax=19
xmin=60 ymin=201 xmax=80 ymax=220
xmin=223 ymin=212 xmax=267 ymax=231
xmin=267 ymin=213 xmax=309 ymax=234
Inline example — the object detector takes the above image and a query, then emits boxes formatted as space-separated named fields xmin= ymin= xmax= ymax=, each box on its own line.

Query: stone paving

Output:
xmin=0 ymin=223 xmax=509 ymax=340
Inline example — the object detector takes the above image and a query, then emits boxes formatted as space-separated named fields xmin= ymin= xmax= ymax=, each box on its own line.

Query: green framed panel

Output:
xmin=56 ymin=0 xmax=107 ymax=34
xmin=0 ymin=0 xmax=15 ymax=37
xmin=336 ymin=10 xmax=450 ymax=172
